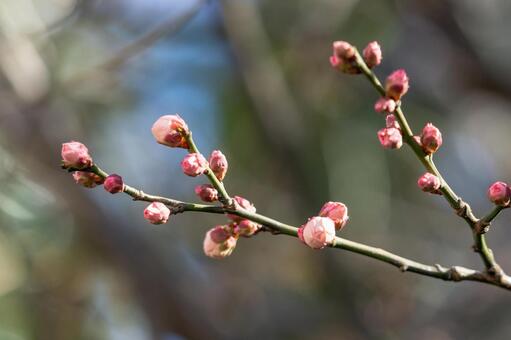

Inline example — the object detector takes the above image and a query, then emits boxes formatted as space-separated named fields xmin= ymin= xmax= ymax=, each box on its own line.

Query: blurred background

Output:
xmin=1 ymin=0 xmax=511 ymax=339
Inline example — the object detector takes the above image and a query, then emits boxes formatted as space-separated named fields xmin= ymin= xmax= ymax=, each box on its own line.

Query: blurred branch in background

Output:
xmin=65 ymin=0 xmax=206 ymax=87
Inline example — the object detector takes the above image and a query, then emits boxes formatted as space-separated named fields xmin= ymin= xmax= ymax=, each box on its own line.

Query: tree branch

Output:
xmin=82 ymin=164 xmax=511 ymax=291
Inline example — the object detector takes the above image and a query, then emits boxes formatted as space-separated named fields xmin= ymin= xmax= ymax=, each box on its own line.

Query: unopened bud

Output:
xmin=72 ymin=171 xmax=104 ymax=188
xmin=227 ymin=196 xmax=256 ymax=222
xmin=417 ymin=173 xmax=441 ymax=194
xmin=318 ymin=201 xmax=349 ymax=230
xmin=194 ymin=184 xmax=218 ymax=202
xmin=420 ymin=123 xmax=442 ymax=154
xmin=143 ymin=202 xmax=171 ymax=224
xmin=385 ymin=69 xmax=409 ymax=100
xmin=487 ymin=181 xmax=511 ymax=206
xmin=104 ymin=174 xmax=124 ymax=194
xmin=61 ymin=141 xmax=93 ymax=169
xmin=301 ymin=216 xmax=336 ymax=249
xmin=209 ymin=150 xmax=228 ymax=181
xmin=234 ymin=220 xmax=260 ymax=237
xmin=363 ymin=41 xmax=382 ymax=68
xmin=181 ymin=153 xmax=208 ymax=177
xmin=385 ymin=114 xmax=400 ymax=129
xmin=203 ymin=226 xmax=237 ymax=259
xmin=374 ymin=97 xmax=396 ymax=113
xmin=151 ymin=114 xmax=189 ymax=149
xmin=377 ymin=127 xmax=403 ymax=149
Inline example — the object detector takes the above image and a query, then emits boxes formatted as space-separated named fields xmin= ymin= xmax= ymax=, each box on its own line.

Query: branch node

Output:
xmin=399 ymin=264 xmax=409 ymax=272
xmin=448 ymin=267 xmax=462 ymax=281
xmin=474 ymin=220 xmax=491 ymax=234
xmin=455 ymin=199 xmax=468 ymax=217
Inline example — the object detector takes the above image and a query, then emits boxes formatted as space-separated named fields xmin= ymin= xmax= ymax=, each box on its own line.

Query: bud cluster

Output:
xmin=298 ymin=201 xmax=349 ymax=249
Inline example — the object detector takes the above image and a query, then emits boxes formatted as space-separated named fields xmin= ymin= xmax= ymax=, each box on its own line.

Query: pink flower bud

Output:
xmin=417 ymin=173 xmax=441 ymax=194
xmin=72 ymin=171 xmax=104 ymax=188
xmin=318 ymin=201 xmax=349 ymax=230
xmin=234 ymin=219 xmax=260 ymax=237
xmin=194 ymin=184 xmax=218 ymax=202
xmin=377 ymin=127 xmax=402 ymax=149
xmin=330 ymin=41 xmax=360 ymax=74
xmin=385 ymin=114 xmax=400 ymax=129
xmin=363 ymin=41 xmax=382 ymax=68
xmin=333 ymin=41 xmax=356 ymax=60
xmin=181 ymin=153 xmax=208 ymax=177
xmin=487 ymin=181 xmax=511 ymax=206
xmin=385 ymin=69 xmax=409 ymax=100
xmin=203 ymin=226 xmax=237 ymax=259
xmin=227 ymin=196 xmax=256 ymax=222
xmin=209 ymin=150 xmax=228 ymax=181
xmin=420 ymin=123 xmax=442 ymax=155
xmin=374 ymin=97 xmax=396 ymax=113
xmin=143 ymin=202 xmax=171 ymax=224
xmin=151 ymin=114 xmax=189 ymax=149
xmin=103 ymin=174 xmax=124 ymax=194
xmin=301 ymin=216 xmax=336 ymax=249
xmin=61 ymin=141 xmax=93 ymax=169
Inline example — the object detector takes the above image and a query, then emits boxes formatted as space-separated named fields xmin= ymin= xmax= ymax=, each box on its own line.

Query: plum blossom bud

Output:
xmin=385 ymin=69 xmax=409 ymax=100
xmin=385 ymin=114 xmax=400 ymax=129
xmin=420 ymin=123 xmax=442 ymax=154
xmin=143 ymin=202 xmax=170 ymax=224
xmin=73 ymin=171 xmax=104 ymax=188
xmin=377 ymin=127 xmax=402 ymax=149
xmin=333 ymin=41 xmax=355 ymax=60
xmin=374 ymin=97 xmax=396 ymax=113
xmin=301 ymin=216 xmax=336 ymax=249
xmin=103 ymin=174 xmax=124 ymax=194
xmin=61 ymin=141 xmax=93 ymax=169
xmin=203 ymin=226 xmax=237 ymax=259
xmin=487 ymin=181 xmax=511 ymax=206
xmin=227 ymin=196 xmax=256 ymax=222
xmin=330 ymin=41 xmax=359 ymax=74
xmin=234 ymin=220 xmax=260 ymax=237
xmin=181 ymin=153 xmax=208 ymax=177
xmin=209 ymin=150 xmax=228 ymax=181
xmin=417 ymin=173 xmax=441 ymax=194
xmin=194 ymin=184 xmax=218 ymax=202
xmin=151 ymin=114 xmax=189 ymax=149
xmin=363 ymin=41 xmax=382 ymax=68
xmin=319 ymin=201 xmax=349 ymax=230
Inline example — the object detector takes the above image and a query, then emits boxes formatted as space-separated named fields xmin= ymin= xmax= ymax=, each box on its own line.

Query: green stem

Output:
xmin=183 ymin=132 xmax=232 ymax=205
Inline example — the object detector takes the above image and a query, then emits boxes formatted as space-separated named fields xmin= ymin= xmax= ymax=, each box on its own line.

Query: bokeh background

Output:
xmin=1 ymin=0 xmax=511 ymax=339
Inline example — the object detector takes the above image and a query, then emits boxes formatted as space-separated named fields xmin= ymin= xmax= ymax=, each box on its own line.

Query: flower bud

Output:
xmin=333 ymin=41 xmax=356 ymax=60
xmin=420 ymin=123 xmax=442 ymax=154
xmin=151 ymin=114 xmax=189 ymax=149
xmin=363 ymin=41 xmax=382 ymax=68
xmin=209 ymin=150 xmax=228 ymax=181
xmin=143 ymin=202 xmax=171 ymax=224
xmin=103 ymin=174 xmax=124 ymax=194
xmin=234 ymin=220 xmax=260 ymax=237
xmin=194 ymin=184 xmax=218 ymax=202
xmin=377 ymin=127 xmax=402 ymax=149
xmin=227 ymin=196 xmax=256 ymax=222
xmin=318 ymin=201 xmax=349 ymax=230
xmin=374 ymin=97 xmax=396 ymax=113
xmin=385 ymin=69 xmax=409 ymax=100
xmin=61 ymin=141 xmax=93 ymax=169
xmin=203 ymin=226 xmax=237 ymax=259
xmin=330 ymin=41 xmax=359 ymax=74
xmin=385 ymin=114 xmax=400 ymax=129
xmin=301 ymin=216 xmax=336 ymax=249
xmin=487 ymin=181 xmax=511 ymax=206
xmin=181 ymin=153 xmax=208 ymax=177
xmin=72 ymin=171 xmax=104 ymax=188
xmin=417 ymin=173 xmax=441 ymax=194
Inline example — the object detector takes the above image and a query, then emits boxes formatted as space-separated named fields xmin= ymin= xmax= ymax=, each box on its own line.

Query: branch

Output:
xmin=352 ymin=49 xmax=508 ymax=278
xmin=65 ymin=0 xmax=206 ymax=86
xmin=84 ymin=164 xmax=511 ymax=291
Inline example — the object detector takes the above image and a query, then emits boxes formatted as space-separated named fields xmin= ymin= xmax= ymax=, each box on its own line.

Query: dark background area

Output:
xmin=0 ymin=0 xmax=510 ymax=339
